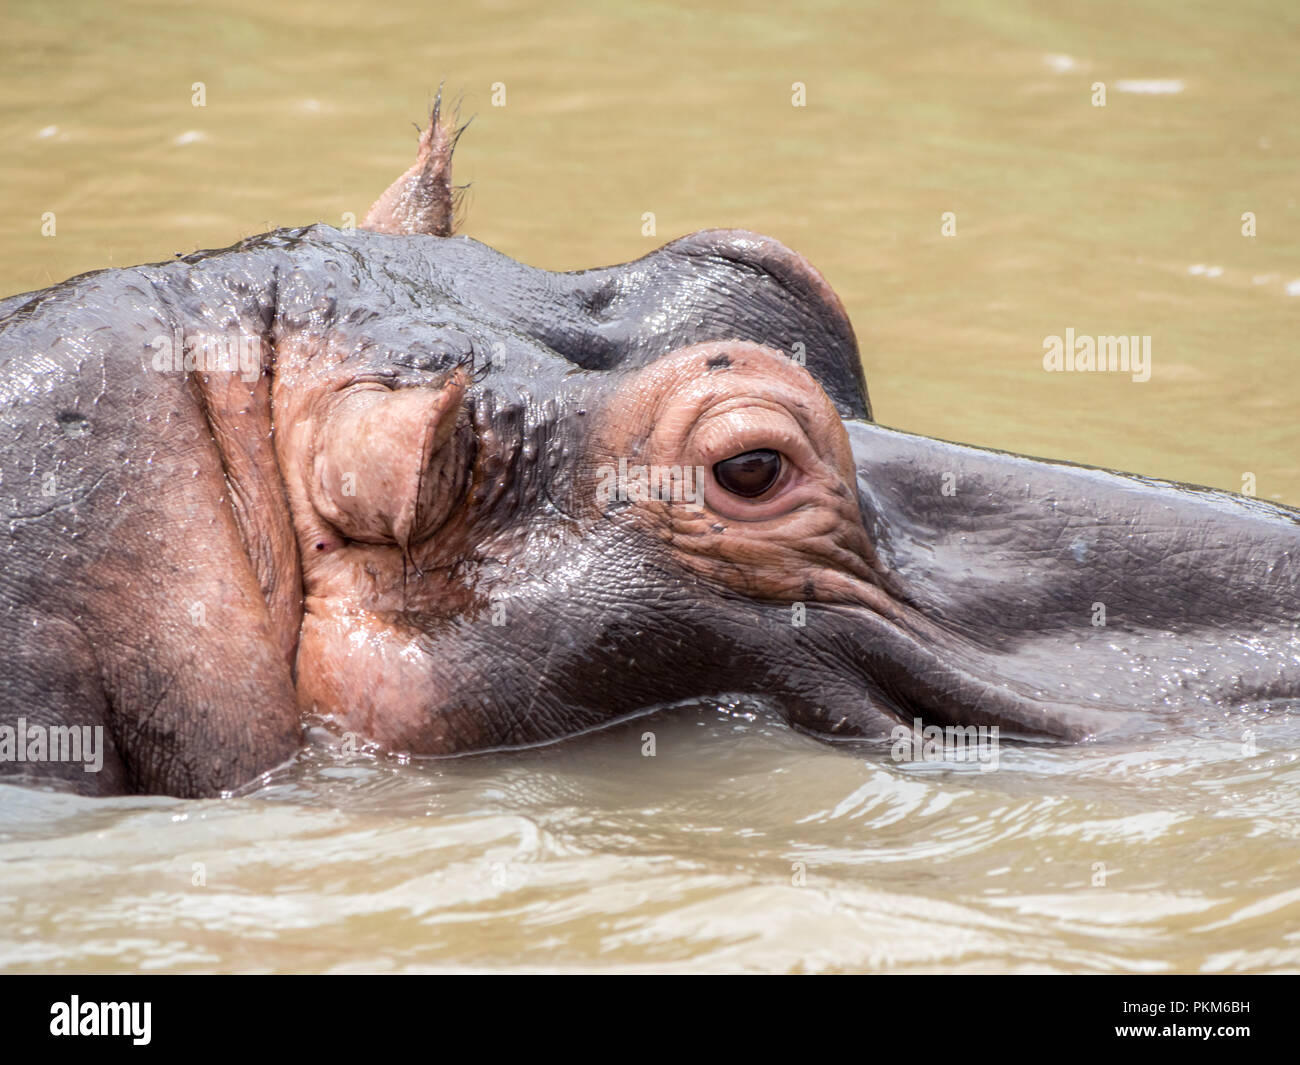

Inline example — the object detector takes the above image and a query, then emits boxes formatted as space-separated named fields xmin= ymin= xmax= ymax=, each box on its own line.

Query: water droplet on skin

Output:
xmin=56 ymin=412 xmax=90 ymax=437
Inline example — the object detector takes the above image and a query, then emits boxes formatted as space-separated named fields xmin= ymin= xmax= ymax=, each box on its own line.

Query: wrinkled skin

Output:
xmin=1 ymin=104 xmax=1297 ymax=796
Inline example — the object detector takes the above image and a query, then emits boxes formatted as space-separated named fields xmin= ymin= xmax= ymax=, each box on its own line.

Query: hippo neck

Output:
xmin=191 ymin=360 xmax=304 ymax=670
xmin=135 ymin=247 xmax=306 ymax=670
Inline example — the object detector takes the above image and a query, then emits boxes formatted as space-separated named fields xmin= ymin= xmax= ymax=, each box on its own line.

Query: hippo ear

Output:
xmin=362 ymin=90 xmax=469 ymax=237
xmin=310 ymin=372 xmax=469 ymax=551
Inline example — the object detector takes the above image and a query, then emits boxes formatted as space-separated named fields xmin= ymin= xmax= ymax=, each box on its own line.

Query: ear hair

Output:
xmin=362 ymin=86 xmax=472 ymax=237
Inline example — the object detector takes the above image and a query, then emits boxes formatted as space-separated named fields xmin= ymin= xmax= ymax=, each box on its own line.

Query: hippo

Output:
xmin=2 ymin=101 xmax=1297 ymax=797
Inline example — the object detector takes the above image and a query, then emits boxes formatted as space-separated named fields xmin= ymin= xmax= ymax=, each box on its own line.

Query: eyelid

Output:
xmin=687 ymin=401 xmax=818 ymax=474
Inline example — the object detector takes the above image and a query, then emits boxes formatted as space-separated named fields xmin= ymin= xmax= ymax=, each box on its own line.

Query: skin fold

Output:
xmin=1 ymin=103 xmax=1296 ymax=796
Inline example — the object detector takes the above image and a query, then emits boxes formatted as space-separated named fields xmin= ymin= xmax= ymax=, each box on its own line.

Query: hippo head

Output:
xmin=274 ymin=105 xmax=1299 ymax=757
xmin=275 ymin=222 xmax=890 ymax=753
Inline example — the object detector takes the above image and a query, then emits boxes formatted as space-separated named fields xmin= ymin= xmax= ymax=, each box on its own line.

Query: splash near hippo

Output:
xmin=1 ymin=100 xmax=1297 ymax=797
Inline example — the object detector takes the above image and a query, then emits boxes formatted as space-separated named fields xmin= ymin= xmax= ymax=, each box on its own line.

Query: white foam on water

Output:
xmin=1115 ymin=79 xmax=1185 ymax=94
xmin=1043 ymin=54 xmax=1079 ymax=73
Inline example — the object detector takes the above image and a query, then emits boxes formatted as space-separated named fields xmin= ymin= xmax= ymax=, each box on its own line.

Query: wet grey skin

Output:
xmin=1 ymin=215 xmax=1298 ymax=798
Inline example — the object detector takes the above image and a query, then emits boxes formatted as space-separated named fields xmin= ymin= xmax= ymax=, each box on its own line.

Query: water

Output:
xmin=1 ymin=0 xmax=1297 ymax=972
xmin=3 ymin=709 xmax=1299 ymax=973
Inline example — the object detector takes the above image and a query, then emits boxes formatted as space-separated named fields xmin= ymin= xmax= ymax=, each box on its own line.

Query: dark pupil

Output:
xmin=713 ymin=449 xmax=782 ymax=498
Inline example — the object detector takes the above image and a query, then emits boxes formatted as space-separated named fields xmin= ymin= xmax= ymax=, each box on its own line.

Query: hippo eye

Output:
xmin=713 ymin=449 xmax=784 ymax=498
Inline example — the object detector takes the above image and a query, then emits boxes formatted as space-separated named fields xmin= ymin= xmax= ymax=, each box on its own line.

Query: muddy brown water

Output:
xmin=1 ymin=0 xmax=1298 ymax=972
